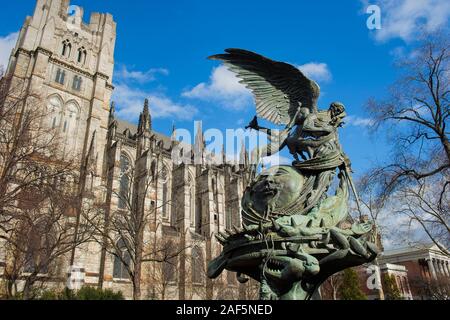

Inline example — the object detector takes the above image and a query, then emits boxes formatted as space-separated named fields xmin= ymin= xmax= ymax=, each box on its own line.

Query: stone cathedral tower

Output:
xmin=1 ymin=0 xmax=253 ymax=300
xmin=5 ymin=0 xmax=116 ymax=176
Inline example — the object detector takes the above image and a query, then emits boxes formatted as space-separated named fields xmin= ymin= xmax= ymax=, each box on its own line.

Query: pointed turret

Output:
xmin=222 ymin=144 xmax=227 ymax=165
xmin=194 ymin=121 xmax=205 ymax=165
xmin=239 ymin=139 xmax=248 ymax=166
xmin=138 ymin=98 xmax=152 ymax=134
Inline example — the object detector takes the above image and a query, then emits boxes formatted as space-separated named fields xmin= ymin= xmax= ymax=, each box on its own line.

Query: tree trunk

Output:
xmin=133 ymin=253 xmax=142 ymax=300
xmin=441 ymin=135 xmax=450 ymax=164
xmin=22 ymin=275 xmax=36 ymax=300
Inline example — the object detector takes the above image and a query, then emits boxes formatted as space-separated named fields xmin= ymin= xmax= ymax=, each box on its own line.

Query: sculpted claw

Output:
xmin=349 ymin=237 xmax=370 ymax=259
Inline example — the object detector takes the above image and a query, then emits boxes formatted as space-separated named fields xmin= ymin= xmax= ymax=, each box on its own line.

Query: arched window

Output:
xmin=160 ymin=166 xmax=169 ymax=220
xmin=55 ymin=68 xmax=66 ymax=85
xmin=47 ymin=95 xmax=62 ymax=130
xmin=77 ymin=47 xmax=87 ymax=64
xmin=63 ymin=102 xmax=79 ymax=134
xmin=212 ymin=177 xmax=219 ymax=222
xmin=23 ymin=217 xmax=54 ymax=274
xmin=113 ymin=238 xmax=131 ymax=279
xmin=72 ymin=75 xmax=82 ymax=91
xmin=61 ymin=40 xmax=71 ymax=57
xmin=163 ymin=241 xmax=177 ymax=283
xmin=189 ymin=175 xmax=195 ymax=227
xmin=191 ymin=246 xmax=204 ymax=284
xmin=195 ymin=196 xmax=202 ymax=234
xmin=118 ymin=154 xmax=131 ymax=209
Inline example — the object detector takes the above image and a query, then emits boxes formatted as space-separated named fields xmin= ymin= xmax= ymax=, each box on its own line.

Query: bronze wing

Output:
xmin=209 ymin=48 xmax=320 ymax=126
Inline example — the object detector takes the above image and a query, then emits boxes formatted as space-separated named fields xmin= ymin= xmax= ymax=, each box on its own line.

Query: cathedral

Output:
xmin=1 ymin=0 xmax=252 ymax=299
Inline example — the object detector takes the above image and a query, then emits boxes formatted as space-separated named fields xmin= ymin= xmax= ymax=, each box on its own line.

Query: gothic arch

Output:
xmin=47 ymin=94 xmax=63 ymax=129
xmin=61 ymin=39 xmax=72 ymax=58
xmin=77 ymin=46 xmax=87 ymax=65
xmin=191 ymin=245 xmax=204 ymax=284
xmin=159 ymin=163 xmax=171 ymax=221
xmin=188 ymin=173 xmax=195 ymax=227
xmin=62 ymin=100 xmax=80 ymax=150
xmin=118 ymin=152 xmax=132 ymax=210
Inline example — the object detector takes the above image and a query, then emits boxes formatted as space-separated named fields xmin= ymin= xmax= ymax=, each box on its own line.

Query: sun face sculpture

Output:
xmin=207 ymin=49 xmax=379 ymax=300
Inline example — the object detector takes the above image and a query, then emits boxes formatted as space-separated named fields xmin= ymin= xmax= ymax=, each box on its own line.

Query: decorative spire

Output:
xmin=194 ymin=121 xmax=204 ymax=164
xmin=171 ymin=122 xmax=177 ymax=147
xmin=222 ymin=143 xmax=227 ymax=165
xmin=138 ymin=98 xmax=152 ymax=133
xmin=239 ymin=139 xmax=247 ymax=166
xmin=143 ymin=98 xmax=149 ymax=115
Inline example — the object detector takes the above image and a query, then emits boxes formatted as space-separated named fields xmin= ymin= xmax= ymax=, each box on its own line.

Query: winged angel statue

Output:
xmin=207 ymin=49 xmax=379 ymax=300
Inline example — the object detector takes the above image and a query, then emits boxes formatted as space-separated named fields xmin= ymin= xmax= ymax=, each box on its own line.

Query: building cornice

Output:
xmin=15 ymin=47 xmax=115 ymax=89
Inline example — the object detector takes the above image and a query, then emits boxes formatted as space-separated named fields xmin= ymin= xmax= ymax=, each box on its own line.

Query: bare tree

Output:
xmin=144 ymin=234 xmax=188 ymax=300
xmin=364 ymin=31 xmax=450 ymax=254
xmin=409 ymin=274 xmax=450 ymax=300
xmin=320 ymin=272 xmax=344 ymax=300
xmin=86 ymin=160 xmax=189 ymax=300
xmin=0 ymin=72 xmax=96 ymax=299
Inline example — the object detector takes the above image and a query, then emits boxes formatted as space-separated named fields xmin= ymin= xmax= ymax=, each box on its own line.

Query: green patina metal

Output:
xmin=207 ymin=49 xmax=379 ymax=300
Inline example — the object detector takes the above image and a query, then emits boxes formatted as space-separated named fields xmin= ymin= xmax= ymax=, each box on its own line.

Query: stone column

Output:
xmin=433 ymin=259 xmax=440 ymax=277
xmin=443 ymin=261 xmax=450 ymax=277
xmin=445 ymin=261 xmax=450 ymax=277
xmin=427 ymin=258 xmax=437 ymax=279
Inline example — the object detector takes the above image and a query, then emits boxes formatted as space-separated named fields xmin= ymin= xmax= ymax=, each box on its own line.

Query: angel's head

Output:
xmin=329 ymin=102 xmax=345 ymax=118
xmin=328 ymin=102 xmax=346 ymax=127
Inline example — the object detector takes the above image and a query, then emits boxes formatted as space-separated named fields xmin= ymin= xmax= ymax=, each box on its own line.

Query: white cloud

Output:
xmin=364 ymin=0 xmax=450 ymax=42
xmin=115 ymin=65 xmax=169 ymax=83
xmin=0 ymin=32 xmax=18 ymax=71
xmin=297 ymin=62 xmax=332 ymax=82
xmin=261 ymin=154 xmax=292 ymax=168
xmin=113 ymin=83 xmax=197 ymax=121
xmin=346 ymin=115 xmax=374 ymax=127
xmin=183 ymin=62 xmax=332 ymax=109
xmin=182 ymin=65 xmax=252 ymax=110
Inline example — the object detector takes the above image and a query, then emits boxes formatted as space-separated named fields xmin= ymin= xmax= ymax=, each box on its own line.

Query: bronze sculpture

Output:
xmin=207 ymin=49 xmax=379 ymax=300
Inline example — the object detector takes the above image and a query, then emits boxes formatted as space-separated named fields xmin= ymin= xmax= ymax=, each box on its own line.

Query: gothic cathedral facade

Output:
xmin=2 ymin=0 xmax=251 ymax=299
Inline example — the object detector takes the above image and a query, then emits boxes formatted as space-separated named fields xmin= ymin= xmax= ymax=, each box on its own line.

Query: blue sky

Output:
xmin=0 ymin=1 xmax=449 ymax=248
xmin=0 ymin=0 xmax=449 ymax=175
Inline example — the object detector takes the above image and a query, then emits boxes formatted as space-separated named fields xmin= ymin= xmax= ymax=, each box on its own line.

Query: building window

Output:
xmin=118 ymin=154 xmax=131 ymax=209
xmin=63 ymin=102 xmax=80 ymax=140
xmin=61 ymin=40 xmax=71 ymax=57
xmin=191 ymin=246 xmax=204 ymax=284
xmin=163 ymin=241 xmax=177 ymax=283
xmin=189 ymin=176 xmax=195 ymax=227
xmin=72 ymin=75 xmax=82 ymax=91
xmin=195 ymin=196 xmax=202 ymax=234
xmin=23 ymin=219 xmax=52 ymax=274
xmin=113 ymin=239 xmax=131 ymax=280
xmin=77 ymin=47 xmax=87 ymax=64
xmin=48 ymin=95 xmax=62 ymax=130
xmin=160 ymin=166 xmax=169 ymax=220
xmin=55 ymin=69 xmax=66 ymax=85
